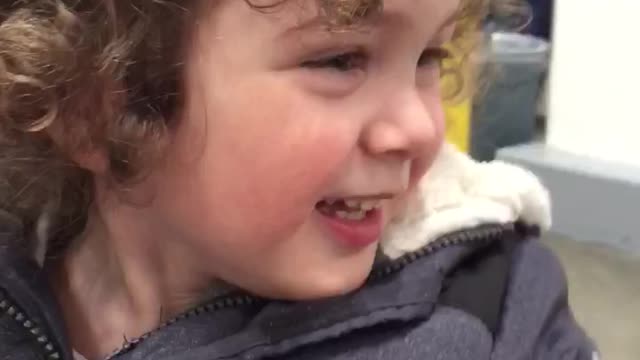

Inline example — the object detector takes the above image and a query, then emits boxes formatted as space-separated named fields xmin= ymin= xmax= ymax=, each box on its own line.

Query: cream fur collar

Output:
xmin=380 ymin=143 xmax=552 ymax=259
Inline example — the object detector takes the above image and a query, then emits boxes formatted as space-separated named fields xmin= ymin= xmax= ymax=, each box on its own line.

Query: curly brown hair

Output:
xmin=0 ymin=0 xmax=510 ymax=256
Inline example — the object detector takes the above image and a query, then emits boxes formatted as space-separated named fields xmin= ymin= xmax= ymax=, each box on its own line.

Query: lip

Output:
xmin=315 ymin=208 xmax=384 ymax=248
xmin=323 ymin=193 xmax=395 ymax=202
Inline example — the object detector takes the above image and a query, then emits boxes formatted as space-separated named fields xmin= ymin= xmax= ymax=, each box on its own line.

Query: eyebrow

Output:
xmin=278 ymin=13 xmax=378 ymax=38
xmin=280 ymin=6 xmax=462 ymax=38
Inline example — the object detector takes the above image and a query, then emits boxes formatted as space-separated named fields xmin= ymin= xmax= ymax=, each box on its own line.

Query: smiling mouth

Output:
xmin=314 ymin=196 xmax=389 ymax=248
xmin=315 ymin=198 xmax=383 ymax=221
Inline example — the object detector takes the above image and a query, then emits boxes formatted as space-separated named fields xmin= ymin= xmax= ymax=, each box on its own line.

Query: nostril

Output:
xmin=386 ymin=149 xmax=412 ymax=161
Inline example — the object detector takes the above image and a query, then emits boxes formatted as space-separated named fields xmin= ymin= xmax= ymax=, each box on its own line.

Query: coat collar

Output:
xmin=381 ymin=143 xmax=551 ymax=259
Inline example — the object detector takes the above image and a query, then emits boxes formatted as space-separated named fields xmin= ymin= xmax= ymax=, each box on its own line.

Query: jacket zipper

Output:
xmin=1 ymin=223 xmax=515 ymax=360
xmin=0 ymin=290 xmax=63 ymax=360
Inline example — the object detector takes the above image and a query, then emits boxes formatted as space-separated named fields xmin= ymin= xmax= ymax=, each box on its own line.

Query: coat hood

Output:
xmin=381 ymin=143 xmax=552 ymax=259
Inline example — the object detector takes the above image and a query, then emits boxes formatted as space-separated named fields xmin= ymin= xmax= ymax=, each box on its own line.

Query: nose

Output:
xmin=360 ymin=90 xmax=442 ymax=160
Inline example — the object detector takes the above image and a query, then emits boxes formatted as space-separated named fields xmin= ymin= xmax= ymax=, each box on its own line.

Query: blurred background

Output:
xmin=444 ymin=1 xmax=640 ymax=359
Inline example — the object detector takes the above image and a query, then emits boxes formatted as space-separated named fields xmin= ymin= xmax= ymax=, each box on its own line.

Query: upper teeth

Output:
xmin=345 ymin=199 xmax=381 ymax=211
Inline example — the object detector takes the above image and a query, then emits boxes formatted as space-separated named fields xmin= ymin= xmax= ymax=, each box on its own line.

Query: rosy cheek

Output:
xmin=237 ymin=132 xmax=353 ymax=221
xmin=271 ymin=137 xmax=352 ymax=201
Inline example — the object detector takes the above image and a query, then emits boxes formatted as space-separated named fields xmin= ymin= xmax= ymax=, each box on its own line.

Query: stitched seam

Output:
xmin=215 ymin=300 xmax=435 ymax=360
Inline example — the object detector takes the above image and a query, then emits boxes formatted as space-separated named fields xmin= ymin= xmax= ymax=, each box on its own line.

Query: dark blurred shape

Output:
xmin=525 ymin=0 xmax=553 ymax=39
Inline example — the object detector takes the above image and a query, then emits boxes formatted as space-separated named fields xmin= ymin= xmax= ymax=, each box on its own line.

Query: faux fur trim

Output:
xmin=380 ymin=143 xmax=551 ymax=259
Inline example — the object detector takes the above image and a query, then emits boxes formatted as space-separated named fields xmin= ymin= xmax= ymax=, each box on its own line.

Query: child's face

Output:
xmin=144 ymin=0 xmax=458 ymax=299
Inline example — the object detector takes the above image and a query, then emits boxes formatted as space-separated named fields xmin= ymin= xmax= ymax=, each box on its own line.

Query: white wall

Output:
xmin=547 ymin=0 xmax=640 ymax=167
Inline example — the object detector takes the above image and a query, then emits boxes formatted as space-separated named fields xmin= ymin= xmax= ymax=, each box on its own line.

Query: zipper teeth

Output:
xmin=0 ymin=290 xmax=63 ymax=360
xmin=369 ymin=223 xmax=513 ymax=280
xmin=104 ymin=222 xmax=512 ymax=360
xmin=105 ymin=295 xmax=263 ymax=360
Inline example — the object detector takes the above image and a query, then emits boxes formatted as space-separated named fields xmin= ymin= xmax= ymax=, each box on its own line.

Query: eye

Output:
xmin=301 ymin=51 xmax=368 ymax=72
xmin=417 ymin=47 xmax=452 ymax=68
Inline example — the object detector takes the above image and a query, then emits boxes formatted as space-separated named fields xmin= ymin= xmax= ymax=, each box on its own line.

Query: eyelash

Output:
xmin=301 ymin=47 xmax=453 ymax=72
xmin=301 ymin=51 xmax=368 ymax=72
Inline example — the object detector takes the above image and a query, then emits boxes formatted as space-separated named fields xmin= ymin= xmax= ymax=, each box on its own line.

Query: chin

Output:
xmin=280 ymin=264 xmax=372 ymax=301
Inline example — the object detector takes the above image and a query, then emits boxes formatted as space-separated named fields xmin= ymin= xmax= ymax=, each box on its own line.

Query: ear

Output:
xmin=71 ymin=148 xmax=109 ymax=175
xmin=47 ymin=124 xmax=110 ymax=175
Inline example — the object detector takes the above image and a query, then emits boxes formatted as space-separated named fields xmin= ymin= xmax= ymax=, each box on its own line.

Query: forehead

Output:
xmin=191 ymin=0 xmax=462 ymax=62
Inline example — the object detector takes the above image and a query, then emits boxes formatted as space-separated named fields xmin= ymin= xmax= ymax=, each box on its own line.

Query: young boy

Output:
xmin=0 ymin=0 xmax=597 ymax=359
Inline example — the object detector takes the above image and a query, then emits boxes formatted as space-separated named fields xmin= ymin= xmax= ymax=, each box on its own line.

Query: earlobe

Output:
xmin=72 ymin=150 xmax=109 ymax=175
xmin=71 ymin=148 xmax=109 ymax=175
xmin=47 ymin=124 xmax=110 ymax=175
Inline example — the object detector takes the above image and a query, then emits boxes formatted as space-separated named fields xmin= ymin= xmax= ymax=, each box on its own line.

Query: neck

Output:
xmin=50 ymin=201 xmax=215 ymax=359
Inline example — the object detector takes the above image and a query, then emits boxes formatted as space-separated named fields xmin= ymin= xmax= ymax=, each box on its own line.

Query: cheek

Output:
xmin=170 ymin=84 xmax=356 ymax=243
xmin=409 ymin=96 xmax=446 ymax=188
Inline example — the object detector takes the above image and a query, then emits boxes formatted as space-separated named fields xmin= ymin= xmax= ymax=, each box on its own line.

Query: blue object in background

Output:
xmin=526 ymin=0 xmax=553 ymax=39
xmin=471 ymin=33 xmax=550 ymax=161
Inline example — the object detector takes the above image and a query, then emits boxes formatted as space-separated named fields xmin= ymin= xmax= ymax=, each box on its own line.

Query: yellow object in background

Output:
xmin=440 ymin=14 xmax=481 ymax=154
xmin=441 ymin=43 xmax=474 ymax=153
xmin=444 ymin=99 xmax=471 ymax=153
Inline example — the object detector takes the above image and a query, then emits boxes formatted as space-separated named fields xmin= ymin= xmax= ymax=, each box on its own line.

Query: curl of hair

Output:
xmin=0 ymin=0 xmax=523 ymax=257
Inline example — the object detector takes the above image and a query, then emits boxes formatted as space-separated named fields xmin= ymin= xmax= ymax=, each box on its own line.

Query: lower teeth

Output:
xmin=334 ymin=209 xmax=367 ymax=220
